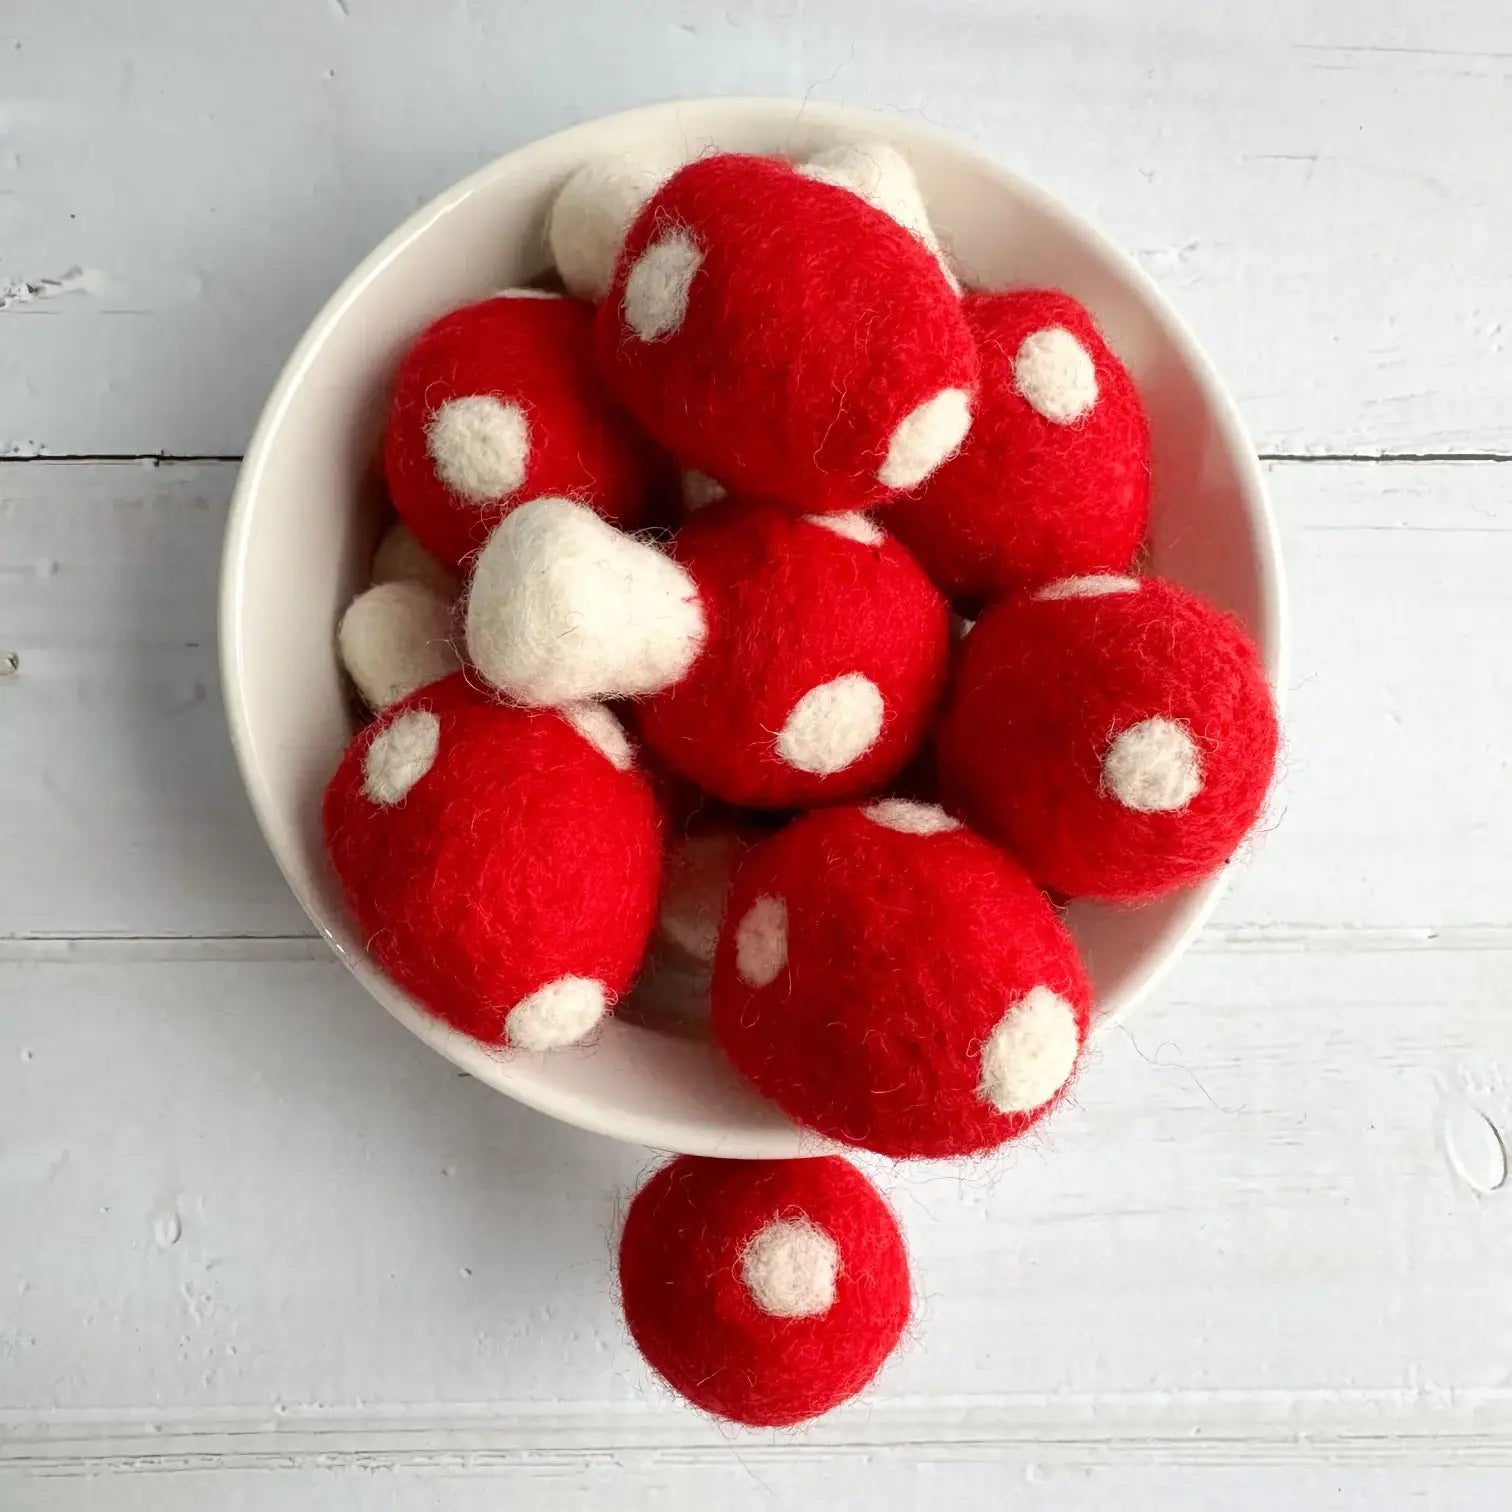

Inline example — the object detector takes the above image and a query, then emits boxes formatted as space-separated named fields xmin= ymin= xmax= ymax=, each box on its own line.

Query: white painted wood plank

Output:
xmin=1223 ymin=458 xmax=1512 ymax=933
xmin=9 ymin=1460 xmax=1512 ymax=1512
xmin=2 ymin=0 xmax=1510 ymax=456
xmin=3 ymin=457 xmax=1508 ymax=939
xmin=0 ymin=461 xmax=309 ymax=938
xmin=1 ymin=942 xmax=1509 ymax=1452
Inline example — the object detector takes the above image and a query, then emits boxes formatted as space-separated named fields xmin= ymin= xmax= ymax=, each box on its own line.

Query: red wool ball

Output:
xmin=638 ymin=501 xmax=951 ymax=807
xmin=322 ymin=673 xmax=661 ymax=1049
xmin=712 ymin=802 xmax=1091 ymax=1158
xmin=384 ymin=291 xmax=664 ymax=572
xmin=887 ymin=289 xmax=1150 ymax=603
xmin=618 ymin=1155 xmax=910 ymax=1427
xmin=937 ymin=575 xmax=1279 ymax=901
xmin=596 ymin=153 xmax=978 ymax=514
xmin=462 ymin=497 xmax=949 ymax=806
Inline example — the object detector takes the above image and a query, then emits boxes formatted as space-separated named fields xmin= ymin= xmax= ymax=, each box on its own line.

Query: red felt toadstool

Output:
xmin=463 ymin=497 xmax=950 ymax=808
xmin=711 ymin=801 xmax=1092 ymax=1158
xmin=322 ymin=672 xmax=661 ymax=1049
xmin=595 ymin=153 xmax=977 ymax=514
xmin=937 ymin=574 xmax=1279 ymax=901
xmin=618 ymin=1154 xmax=911 ymax=1427
xmin=384 ymin=291 xmax=664 ymax=572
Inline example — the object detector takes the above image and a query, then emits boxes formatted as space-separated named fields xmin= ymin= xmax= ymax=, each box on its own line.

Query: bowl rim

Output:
xmin=220 ymin=95 xmax=1289 ymax=1156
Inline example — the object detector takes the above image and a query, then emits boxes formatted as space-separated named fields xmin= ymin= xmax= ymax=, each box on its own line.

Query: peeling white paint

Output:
xmin=0 ymin=266 xmax=109 ymax=310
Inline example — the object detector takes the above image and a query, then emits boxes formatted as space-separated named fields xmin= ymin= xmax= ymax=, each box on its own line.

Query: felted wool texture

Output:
xmin=636 ymin=500 xmax=950 ymax=808
xmin=618 ymin=1154 xmax=910 ymax=1427
xmin=548 ymin=147 xmax=682 ymax=303
xmin=936 ymin=576 xmax=1279 ymax=902
xmin=337 ymin=580 xmax=461 ymax=712
xmin=710 ymin=804 xmax=1091 ymax=1159
xmin=464 ymin=497 xmax=706 ymax=707
xmin=887 ymin=289 xmax=1150 ymax=603
xmin=322 ymin=673 xmax=662 ymax=1048
xmin=384 ymin=292 xmax=666 ymax=572
xmin=798 ymin=139 xmax=958 ymax=292
xmin=369 ymin=520 xmax=462 ymax=602
xmin=596 ymin=153 xmax=977 ymax=514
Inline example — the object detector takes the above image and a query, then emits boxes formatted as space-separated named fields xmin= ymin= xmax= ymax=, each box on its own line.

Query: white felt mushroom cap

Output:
xmin=464 ymin=497 xmax=706 ymax=707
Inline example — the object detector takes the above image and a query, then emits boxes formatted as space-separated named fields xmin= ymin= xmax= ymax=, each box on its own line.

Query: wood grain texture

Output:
xmin=10 ymin=1463 xmax=1512 ymax=1512
xmin=2 ymin=946 xmax=1510 ymax=1473
xmin=0 ymin=462 xmax=308 ymax=938
xmin=1 ymin=0 xmax=1510 ymax=457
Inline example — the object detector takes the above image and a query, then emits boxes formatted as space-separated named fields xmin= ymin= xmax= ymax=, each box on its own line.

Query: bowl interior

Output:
xmin=222 ymin=98 xmax=1283 ymax=1159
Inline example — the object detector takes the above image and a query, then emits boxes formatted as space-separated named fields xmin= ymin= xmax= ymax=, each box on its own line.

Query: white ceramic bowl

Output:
xmin=221 ymin=98 xmax=1286 ymax=1160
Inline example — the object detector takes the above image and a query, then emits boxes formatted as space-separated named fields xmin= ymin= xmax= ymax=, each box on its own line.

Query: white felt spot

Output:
xmin=1102 ymin=717 xmax=1204 ymax=813
xmin=735 ymin=895 xmax=787 ymax=988
xmin=464 ymin=497 xmax=706 ymax=706
xmin=362 ymin=708 xmax=441 ymax=806
xmin=493 ymin=287 xmax=564 ymax=299
xmin=804 ymin=511 xmax=884 ymax=546
xmin=775 ymin=673 xmax=885 ymax=775
xmin=878 ymin=388 xmax=972 ymax=490
xmin=979 ymin=986 xmax=1081 ymax=1115
xmin=622 ymin=227 xmax=702 ymax=342
xmin=659 ymin=831 xmax=744 ymax=967
xmin=1035 ymin=574 xmax=1140 ymax=601
xmin=863 ymin=799 xmax=961 ymax=836
xmin=950 ymin=612 xmax=976 ymax=642
xmin=681 ymin=469 xmax=726 ymax=512
xmin=1013 ymin=327 xmax=1099 ymax=424
xmin=339 ymin=581 xmax=460 ymax=712
xmin=548 ymin=150 xmax=679 ymax=303
xmin=741 ymin=1218 xmax=840 ymax=1318
xmin=426 ymin=395 xmax=530 ymax=502
xmin=561 ymin=701 xmax=634 ymax=770
xmin=799 ymin=139 xmax=960 ymax=292
xmin=505 ymin=976 xmax=608 ymax=1053
xmin=369 ymin=522 xmax=462 ymax=601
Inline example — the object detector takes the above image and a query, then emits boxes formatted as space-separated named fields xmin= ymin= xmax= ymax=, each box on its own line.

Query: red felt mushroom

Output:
xmin=887 ymin=289 xmax=1150 ymax=603
xmin=711 ymin=802 xmax=1091 ymax=1158
xmin=595 ymin=153 xmax=977 ymax=514
xmin=322 ymin=672 xmax=661 ymax=1049
xmin=618 ymin=1154 xmax=911 ymax=1426
xmin=937 ymin=575 xmax=1278 ymax=901
xmin=639 ymin=501 xmax=949 ymax=806
xmin=383 ymin=291 xmax=665 ymax=572
xmin=463 ymin=497 xmax=950 ymax=808
xmin=797 ymin=138 xmax=959 ymax=291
